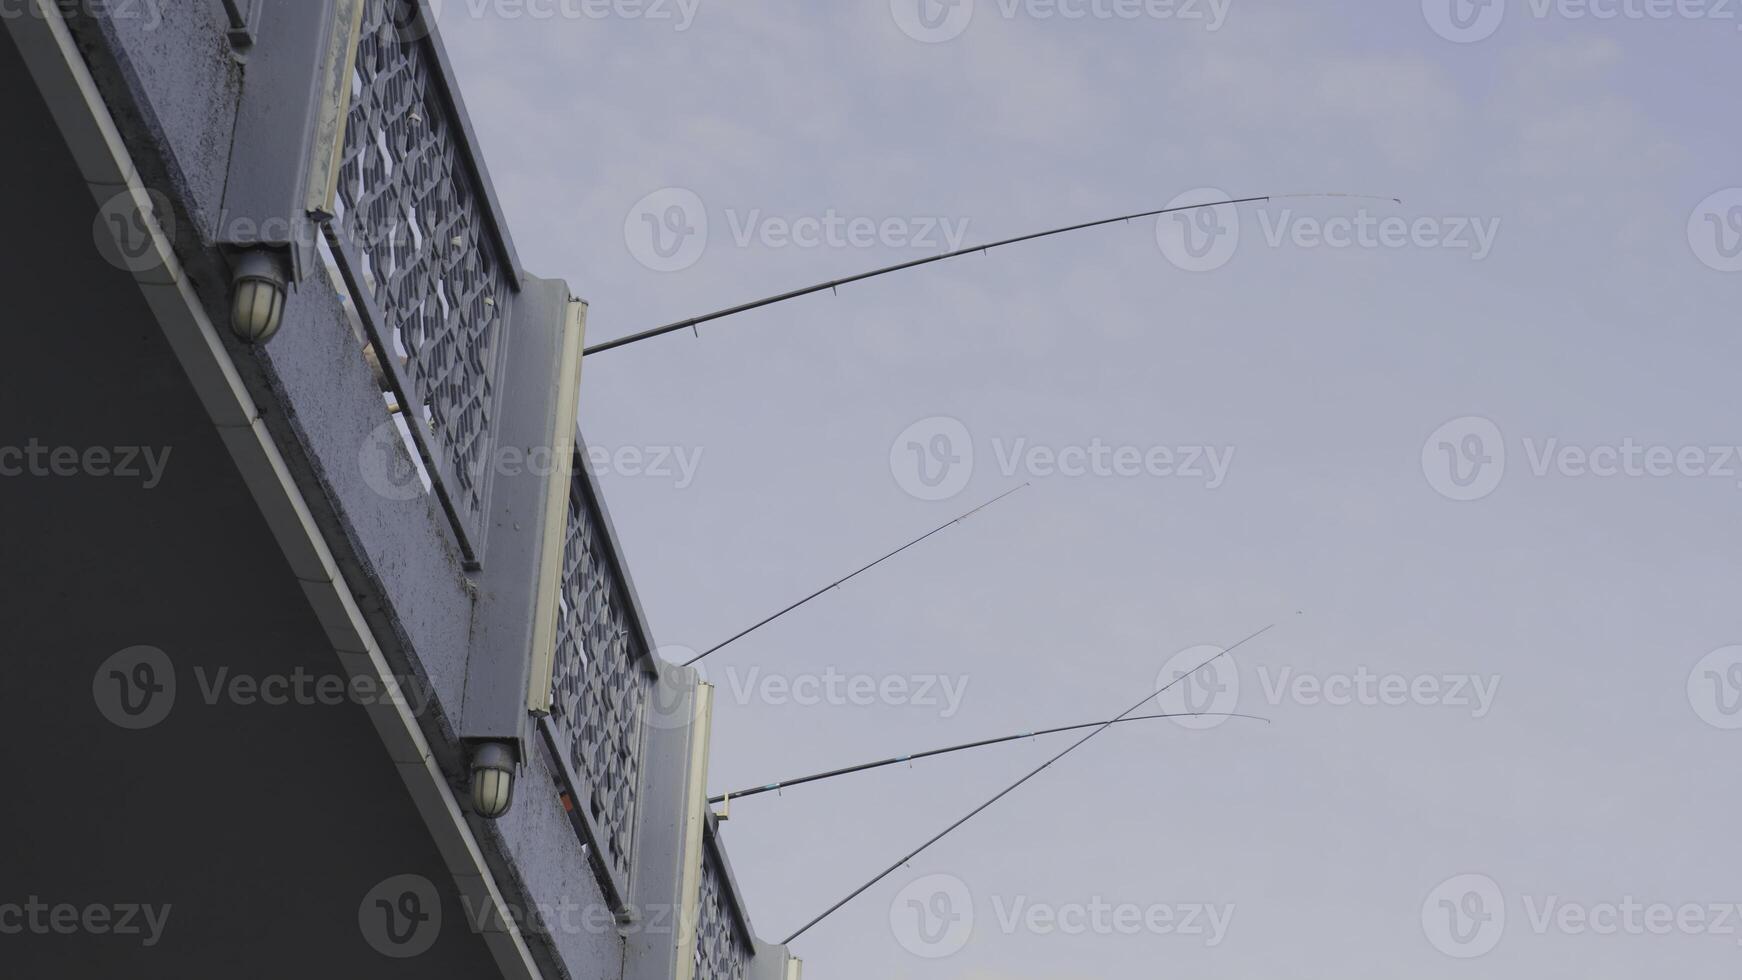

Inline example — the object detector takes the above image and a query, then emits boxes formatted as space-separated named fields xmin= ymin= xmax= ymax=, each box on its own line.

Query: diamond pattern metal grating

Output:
xmin=336 ymin=0 xmax=510 ymax=556
xmin=550 ymin=477 xmax=652 ymax=890
xmin=695 ymin=845 xmax=751 ymax=980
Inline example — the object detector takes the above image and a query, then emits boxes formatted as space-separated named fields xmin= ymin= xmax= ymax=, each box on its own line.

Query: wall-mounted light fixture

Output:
xmin=230 ymin=250 xmax=288 ymax=344
xmin=470 ymin=742 xmax=517 ymax=819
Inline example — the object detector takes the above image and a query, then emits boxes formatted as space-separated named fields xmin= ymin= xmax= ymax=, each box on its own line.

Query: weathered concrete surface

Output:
xmin=70 ymin=1 xmax=241 ymax=237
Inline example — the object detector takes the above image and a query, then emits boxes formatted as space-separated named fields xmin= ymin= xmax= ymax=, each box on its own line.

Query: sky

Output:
xmin=433 ymin=2 xmax=1741 ymax=976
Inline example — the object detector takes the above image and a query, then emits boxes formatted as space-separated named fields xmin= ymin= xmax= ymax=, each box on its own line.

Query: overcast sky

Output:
xmin=436 ymin=2 xmax=1740 ymax=976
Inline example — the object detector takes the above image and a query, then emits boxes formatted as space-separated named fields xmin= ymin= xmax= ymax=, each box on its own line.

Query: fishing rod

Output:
xmin=710 ymin=710 xmax=1269 ymax=806
xmin=781 ymin=622 xmax=1276 ymax=946
xmin=683 ymin=484 xmax=1029 ymax=667
xmin=585 ymin=194 xmax=1398 ymax=355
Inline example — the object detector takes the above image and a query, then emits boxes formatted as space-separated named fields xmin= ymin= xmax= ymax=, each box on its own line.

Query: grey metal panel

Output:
xmin=217 ymin=0 xmax=332 ymax=275
xmin=623 ymin=666 xmax=704 ymax=980
xmin=462 ymin=275 xmax=569 ymax=746
xmin=747 ymin=942 xmax=797 ymax=980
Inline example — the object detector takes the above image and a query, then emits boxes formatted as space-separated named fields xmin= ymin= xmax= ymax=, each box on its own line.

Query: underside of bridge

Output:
xmin=0 ymin=31 xmax=506 ymax=976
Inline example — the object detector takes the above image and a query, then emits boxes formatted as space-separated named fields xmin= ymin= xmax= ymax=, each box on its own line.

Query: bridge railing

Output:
xmin=84 ymin=0 xmax=798 ymax=973
xmin=325 ymin=0 xmax=522 ymax=567
xmin=695 ymin=817 xmax=757 ymax=980
xmin=543 ymin=450 xmax=661 ymax=909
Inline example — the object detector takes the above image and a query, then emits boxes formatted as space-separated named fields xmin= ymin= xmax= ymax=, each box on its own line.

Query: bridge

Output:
xmin=2 ymin=1 xmax=797 ymax=976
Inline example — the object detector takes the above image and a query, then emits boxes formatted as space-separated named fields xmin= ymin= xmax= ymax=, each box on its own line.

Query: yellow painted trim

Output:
xmin=306 ymin=0 xmax=365 ymax=217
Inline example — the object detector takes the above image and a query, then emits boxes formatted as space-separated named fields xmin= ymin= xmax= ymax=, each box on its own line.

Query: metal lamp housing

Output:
xmin=470 ymin=742 xmax=517 ymax=819
xmin=230 ymin=250 xmax=287 ymax=344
